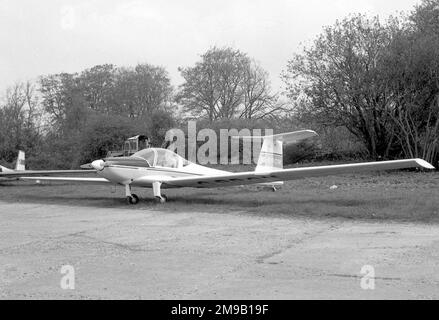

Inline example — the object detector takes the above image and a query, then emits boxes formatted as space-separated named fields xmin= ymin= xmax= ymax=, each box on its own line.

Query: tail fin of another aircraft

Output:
xmin=0 ymin=151 xmax=25 ymax=173
xmin=0 ymin=165 xmax=12 ymax=173
xmin=14 ymin=150 xmax=25 ymax=171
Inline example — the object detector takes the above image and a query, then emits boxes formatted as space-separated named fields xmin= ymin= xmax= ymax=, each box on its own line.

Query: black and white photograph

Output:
xmin=0 ymin=0 xmax=438 ymax=305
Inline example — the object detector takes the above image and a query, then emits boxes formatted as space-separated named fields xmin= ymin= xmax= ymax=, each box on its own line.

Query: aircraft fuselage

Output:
xmin=95 ymin=162 xmax=226 ymax=188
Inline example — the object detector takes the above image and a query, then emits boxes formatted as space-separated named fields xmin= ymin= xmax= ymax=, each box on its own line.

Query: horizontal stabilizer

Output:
xmin=233 ymin=130 xmax=318 ymax=143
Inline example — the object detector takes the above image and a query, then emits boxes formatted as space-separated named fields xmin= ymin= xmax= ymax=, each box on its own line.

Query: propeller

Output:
xmin=91 ymin=160 xmax=106 ymax=171
xmin=81 ymin=156 xmax=149 ymax=171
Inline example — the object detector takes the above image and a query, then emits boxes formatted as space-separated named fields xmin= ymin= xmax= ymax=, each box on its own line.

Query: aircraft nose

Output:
xmin=91 ymin=160 xmax=105 ymax=171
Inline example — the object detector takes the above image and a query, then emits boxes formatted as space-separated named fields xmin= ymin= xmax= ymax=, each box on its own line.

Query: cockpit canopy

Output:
xmin=132 ymin=148 xmax=189 ymax=168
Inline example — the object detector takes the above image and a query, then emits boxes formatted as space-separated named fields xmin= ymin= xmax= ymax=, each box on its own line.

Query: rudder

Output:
xmin=15 ymin=151 xmax=25 ymax=171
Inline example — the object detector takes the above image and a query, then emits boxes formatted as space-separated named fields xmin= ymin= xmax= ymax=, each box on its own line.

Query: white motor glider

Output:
xmin=1 ymin=130 xmax=435 ymax=203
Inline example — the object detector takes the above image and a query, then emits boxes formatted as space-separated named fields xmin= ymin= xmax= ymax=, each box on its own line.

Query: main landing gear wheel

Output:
xmin=152 ymin=181 xmax=167 ymax=204
xmin=127 ymin=194 xmax=139 ymax=204
xmin=154 ymin=195 xmax=167 ymax=204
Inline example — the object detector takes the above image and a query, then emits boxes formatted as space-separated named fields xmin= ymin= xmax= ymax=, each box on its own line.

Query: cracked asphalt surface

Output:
xmin=1 ymin=200 xmax=439 ymax=299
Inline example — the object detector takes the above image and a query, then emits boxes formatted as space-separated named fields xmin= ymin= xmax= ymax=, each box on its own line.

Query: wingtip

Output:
xmin=305 ymin=129 xmax=319 ymax=135
xmin=415 ymin=158 xmax=435 ymax=170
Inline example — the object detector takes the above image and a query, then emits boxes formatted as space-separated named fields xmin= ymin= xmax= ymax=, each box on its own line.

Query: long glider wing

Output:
xmin=18 ymin=176 xmax=110 ymax=185
xmin=161 ymin=159 xmax=435 ymax=188
xmin=0 ymin=170 xmax=96 ymax=178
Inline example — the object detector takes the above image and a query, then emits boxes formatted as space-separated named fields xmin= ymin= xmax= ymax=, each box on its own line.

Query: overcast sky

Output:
xmin=0 ymin=0 xmax=420 ymax=94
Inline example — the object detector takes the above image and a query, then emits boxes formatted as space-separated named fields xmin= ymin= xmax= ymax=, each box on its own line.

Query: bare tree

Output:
xmin=113 ymin=64 xmax=173 ymax=117
xmin=383 ymin=2 xmax=439 ymax=164
xmin=283 ymin=15 xmax=399 ymax=159
xmin=240 ymin=62 xmax=283 ymax=119
xmin=177 ymin=47 xmax=247 ymax=121
xmin=177 ymin=47 xmax=280 ymax=121
xmin=0 ymin=82 xmax=42 ymax=162
xmin=78 ymin=64 xmax=116 ymax=114
xmin=39 ymin=73 xmax=77 ymax=126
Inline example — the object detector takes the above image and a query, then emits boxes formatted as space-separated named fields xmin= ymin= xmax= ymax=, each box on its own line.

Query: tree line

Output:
xmin=0 ymin=48 xmax=287 ymax=169
xmin=0 ymin=0 xmax=437 ymax=169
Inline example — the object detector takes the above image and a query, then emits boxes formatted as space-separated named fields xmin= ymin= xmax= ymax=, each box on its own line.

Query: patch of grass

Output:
xmin=0 ymin=171 xmax=438 ymax=223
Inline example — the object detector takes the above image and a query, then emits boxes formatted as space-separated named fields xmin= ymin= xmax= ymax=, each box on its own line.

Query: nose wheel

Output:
xmin=127 ymin=194 xmax=139 ymax=205
xmin=125 ymin=184 xmax=140 ymax=205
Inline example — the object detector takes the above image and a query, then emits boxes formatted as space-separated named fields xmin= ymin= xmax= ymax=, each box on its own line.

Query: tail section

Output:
xmin=231 ymin=130 xmax=318 ymax=188
xmin=0 ymin=150 xmax=24 ymax=174
xmin=255 ymin=130 xmax=318 ymax=172
xmin=255 ymin=136 xmax=284 ymax=172
xmin=15 ymin=151 xmax=26 ymax=171
xmin=255 ymin=130 xmax=318 ymax=188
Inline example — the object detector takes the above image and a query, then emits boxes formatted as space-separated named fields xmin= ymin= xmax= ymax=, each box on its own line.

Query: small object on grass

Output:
xmin=330 ymin=185 xmax=338 ymax=190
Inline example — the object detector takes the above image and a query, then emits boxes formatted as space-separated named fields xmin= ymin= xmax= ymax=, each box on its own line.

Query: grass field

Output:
xmin=1 ymin=170 xmax=438 ymax=223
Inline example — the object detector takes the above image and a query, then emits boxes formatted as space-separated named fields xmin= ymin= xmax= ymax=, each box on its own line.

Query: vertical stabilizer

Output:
xmin=232 ymin=130 xmax=318 ymax=189
xmin=255 ymin=130 xmax=318 ymax=173
xmin=15 ymin=151 xmax=25 ymax=171
xmin=255 ymin=130 xmax=318 ymax=188
xmin=255 ymin=136 xmax=283 ymax=172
